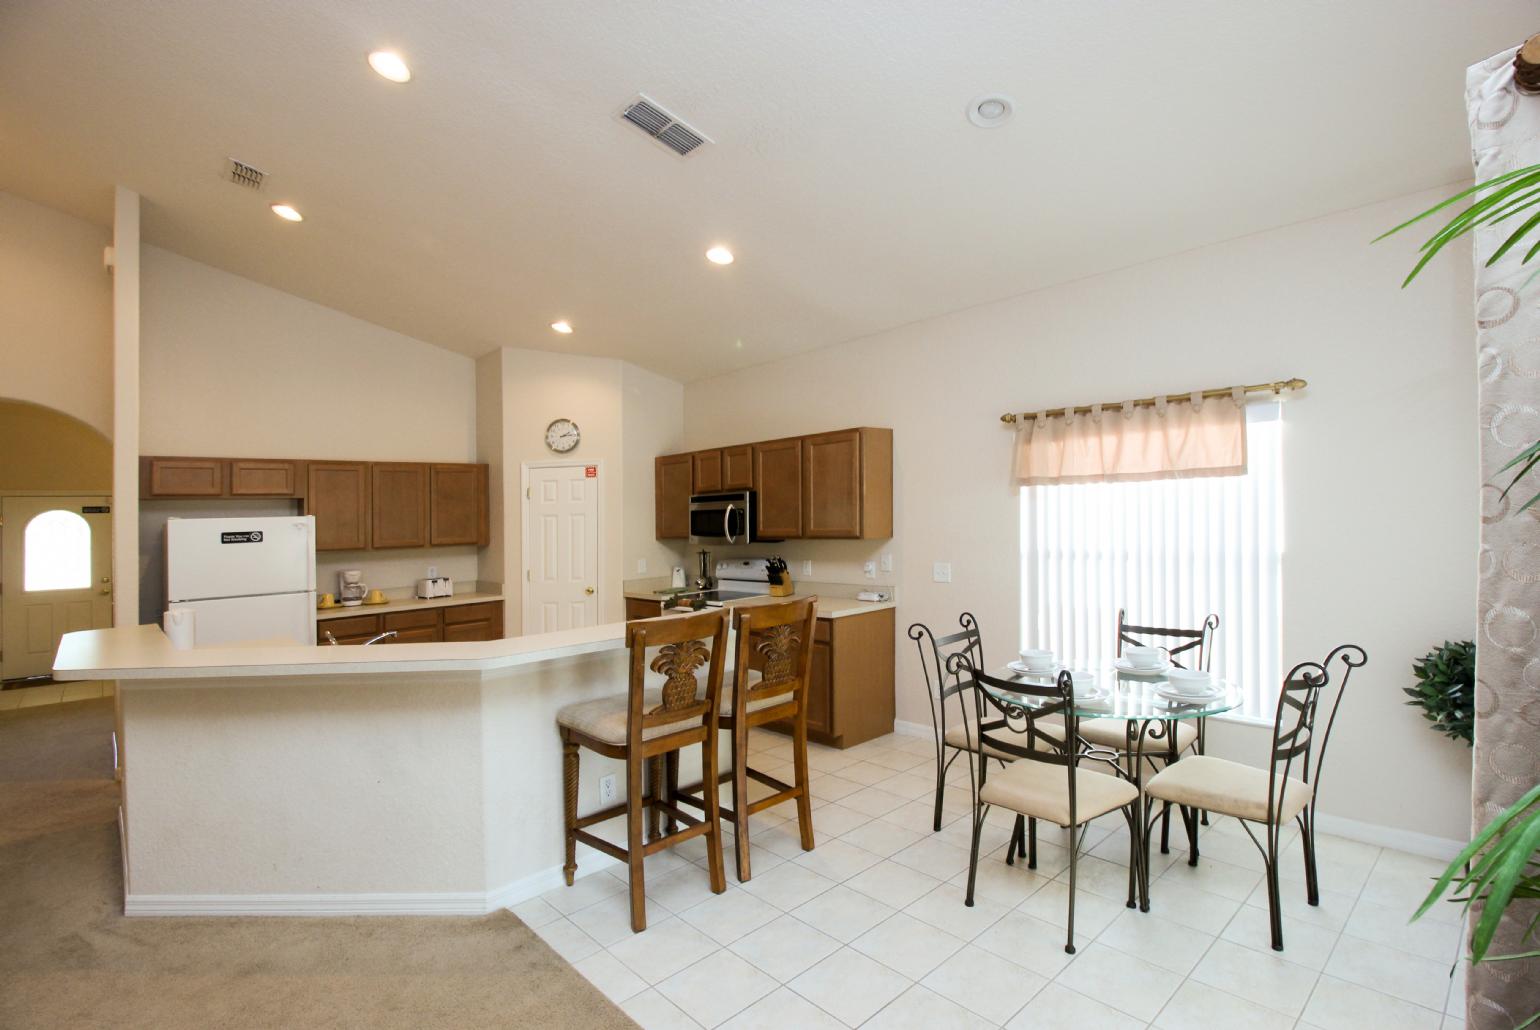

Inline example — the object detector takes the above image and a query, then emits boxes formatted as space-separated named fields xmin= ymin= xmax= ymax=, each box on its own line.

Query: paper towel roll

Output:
xmin=163 ymin=608 xmax=195 ymax=650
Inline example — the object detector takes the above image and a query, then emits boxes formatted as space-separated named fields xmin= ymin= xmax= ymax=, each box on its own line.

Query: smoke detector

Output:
xmin=228 ymin=158 xmax=266 ymax=189
xmin=620 ymin=95 xmax=711 ymax=157
xmin=966 ymin=94 xmax=1015 ymax=128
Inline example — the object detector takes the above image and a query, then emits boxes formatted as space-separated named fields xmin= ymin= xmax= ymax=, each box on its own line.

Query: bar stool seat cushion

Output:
xmin=1144 ymin=755 xmax=1312 ymax=824
xmin=980 ymin=761 xmax=1137 ymax=828
xmin=1078 ymin=717 xmax=1198 ymax=754
xmin=720 ymin=682 xmax=794 ymax=716
xmin=557 ymin=690 xmax=694 ymax=747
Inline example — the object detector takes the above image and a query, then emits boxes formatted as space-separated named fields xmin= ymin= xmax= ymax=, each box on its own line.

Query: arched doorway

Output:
xmin=0 ymin=398 xmax=113 ymax=681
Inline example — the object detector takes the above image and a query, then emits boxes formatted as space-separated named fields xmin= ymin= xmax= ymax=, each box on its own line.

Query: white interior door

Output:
xmin=524 ymin=464 xmax=599 ymax=634
xmin=2 ymin=495 xmax=113 ymax=680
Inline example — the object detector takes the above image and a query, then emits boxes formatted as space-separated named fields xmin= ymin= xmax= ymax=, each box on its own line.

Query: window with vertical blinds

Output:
xmin=1020 ymin=402 xmax=1283 ymax=722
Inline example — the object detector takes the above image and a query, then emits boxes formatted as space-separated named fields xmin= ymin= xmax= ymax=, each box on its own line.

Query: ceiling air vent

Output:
xmin=621 ymin=95 xmax=711 ymax=157
xmin=228 ymin=159 xmax=266 ymax=190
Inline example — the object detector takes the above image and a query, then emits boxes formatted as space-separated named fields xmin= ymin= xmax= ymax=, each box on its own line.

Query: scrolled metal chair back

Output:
xmin=907 ymin=613 xmax=983 ymax=749
xmin=949 ymin=652 xmax=1077 ymax=815
xmin=1116 ymin=608 xmax=1219 ymax=671
xmin=1266 ymin=643 xmax=1367 ymax=825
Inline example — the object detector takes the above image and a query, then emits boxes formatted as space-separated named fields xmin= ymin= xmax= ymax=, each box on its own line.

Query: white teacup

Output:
xmin=1166 ymin=668 xmax=1212 ymax=695
xmin=1124 ymin=645 xmax=1169 ymax=670
xmin=1019 ymin=648 xmax=1056 ymax=673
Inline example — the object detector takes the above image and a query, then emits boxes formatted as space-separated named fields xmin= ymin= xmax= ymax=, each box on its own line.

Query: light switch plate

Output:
xmin=933 ymin=562 xmax=952 ymax=583
xmin=802 ymin=560 xmax=814 ymax=577
xmin=636 ymin=558 xmax=647 ymax=574
xmin=880 ymin=553 xmax=894 ymax=573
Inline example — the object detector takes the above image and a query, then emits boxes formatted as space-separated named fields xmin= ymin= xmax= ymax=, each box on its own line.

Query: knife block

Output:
xmin=768 ymin=578 xmax=794 ymax=597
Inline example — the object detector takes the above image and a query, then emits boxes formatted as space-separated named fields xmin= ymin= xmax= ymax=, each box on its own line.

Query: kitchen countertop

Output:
xmin=316 ymin=591 xmax=504 ymax=621
xmin=624 ymin=587 xmax=894 ymax=621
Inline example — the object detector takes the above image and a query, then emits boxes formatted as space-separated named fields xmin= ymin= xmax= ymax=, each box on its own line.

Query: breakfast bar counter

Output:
xmin=53 ymin=622 xmax=695 ymax=916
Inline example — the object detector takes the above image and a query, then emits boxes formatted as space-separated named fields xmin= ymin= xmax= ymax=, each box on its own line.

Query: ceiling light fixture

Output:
xmin=270 ymin=204 xmax=304 ymax=222
xmin=368 ymin=50 xmax=412 ymax=83
xmin=550 ymin=320 xmax=574 ymax=334
xmin=706 ymin=246 xmax=734 ymax=265
xmin=966 ymin=93 xmax=1014 ymax=128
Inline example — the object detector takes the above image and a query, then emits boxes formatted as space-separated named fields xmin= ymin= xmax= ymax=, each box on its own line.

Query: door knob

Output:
xmin=585 ymin=587 xmax=595 ymax=595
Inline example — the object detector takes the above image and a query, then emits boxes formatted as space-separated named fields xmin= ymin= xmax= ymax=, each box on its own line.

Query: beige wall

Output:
xmin=0 ymin=191 xmax=113 ymax=437
xmin=0 ymin=399 xmax=111 ymax=491
xmin=479 ymin=348 xmax=684 ymax=634
xmin=684 ymin=186 xmax=1478 ymax=846
xmin=139 ymin=245 xmax=476 ymax=462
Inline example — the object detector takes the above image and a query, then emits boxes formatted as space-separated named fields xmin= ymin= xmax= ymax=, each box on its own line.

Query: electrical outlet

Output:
xmin=802 ymin=560 xmax=813 ymax=577
xmin=636 ymin=558 xmax=648 ymax=574
xmin=427 ymin=565 xmax=438 ymax=579
xmin=863 ymin=560 xmax=877 ymax=579
xmin=880 ymin=553 xmax=893 ymax=573
xmin=598 ymin=774 xmax=617 ymax=805
xmin=933 ymin=562 xmax=952 ymax=583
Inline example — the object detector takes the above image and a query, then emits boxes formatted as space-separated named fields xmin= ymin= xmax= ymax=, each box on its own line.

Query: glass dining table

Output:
xmin=980 ymin=664 xmax=1242 ymax=912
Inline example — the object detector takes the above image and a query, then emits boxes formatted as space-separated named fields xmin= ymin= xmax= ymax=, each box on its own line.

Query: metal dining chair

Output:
xmin=1144 ymin=643 xmax=1366 ymax=951
xmin=954 ymin=656 xmax=1140 ymax=955
xmin=909 ymin=614 xmax=1059 ymax=865
xmin=1078 ymin=610 xmax=1219 ymax=852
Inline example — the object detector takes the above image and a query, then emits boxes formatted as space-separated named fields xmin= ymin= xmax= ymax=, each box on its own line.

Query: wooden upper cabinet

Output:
xmin=144 ymin=457 xmax=225 ymax=497
xmin=722 ymin=445 xmax=753 ymax=490
xmin=229 ymin=459 xmax=301 ymax=497
xmin=428 ymin=463 xmax=483 ymax=546
xmin=307 ymin=462 xmax=370 ymax=551
xmin=370 ymin=463 xmax=428 ymax=549
xmin=656 ymin=453 xmax=692 ymax=540
xmin=692 ymin=450 xmax=723 ymax=493
xmin=803 ymin=428 xmax=893 ymax=539
xmin=753 ymin=438 xmax=803 ymax=539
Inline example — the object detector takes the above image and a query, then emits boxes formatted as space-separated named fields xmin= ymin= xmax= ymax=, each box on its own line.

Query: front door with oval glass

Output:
xmin=2 ymin=496 xmax=113 ymax=680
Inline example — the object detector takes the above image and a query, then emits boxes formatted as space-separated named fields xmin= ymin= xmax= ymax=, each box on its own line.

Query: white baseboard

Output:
xmin=126 ymin=854 xmax=624 ymax=917
xmin=1314 ymin=812 xmax=1466 ymax=862
xmin=892 ymin=719 xmax=932 ymax=740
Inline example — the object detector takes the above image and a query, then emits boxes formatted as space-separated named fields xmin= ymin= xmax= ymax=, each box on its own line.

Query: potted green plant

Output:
xmin=1379 ymin=166 xmax=1540 ymax=510
xmin=1416 ymin=782 xmax=1540 ymax=1029
xmin=1404 ymin=640 xmax=1475 ymax=745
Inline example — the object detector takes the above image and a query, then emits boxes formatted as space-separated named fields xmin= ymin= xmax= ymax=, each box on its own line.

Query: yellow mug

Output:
xmin=318 ymin=593 xmax=336 ymax=608
xmin=366 ymin=589 xmax=386 ymax=604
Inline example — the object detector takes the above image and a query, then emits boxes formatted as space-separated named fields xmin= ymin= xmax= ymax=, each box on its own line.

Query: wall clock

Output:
xmin=545 ymin=418 xmax=580 ymax=453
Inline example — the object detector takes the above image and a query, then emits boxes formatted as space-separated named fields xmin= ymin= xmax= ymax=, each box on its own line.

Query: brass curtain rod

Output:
xmin=999 ymin=377 xmax=1308 ymax=425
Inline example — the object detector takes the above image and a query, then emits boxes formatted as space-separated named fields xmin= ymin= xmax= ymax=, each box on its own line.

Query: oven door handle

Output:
xmin=724 ymin=503 xmax=738 ymax=544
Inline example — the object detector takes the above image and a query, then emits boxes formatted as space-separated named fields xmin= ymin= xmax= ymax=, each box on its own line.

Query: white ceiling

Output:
xmin=1 ymin=1 xmax=1532 ymax=382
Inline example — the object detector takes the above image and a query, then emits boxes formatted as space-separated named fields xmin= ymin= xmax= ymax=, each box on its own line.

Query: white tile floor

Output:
xmin=522 ymin=729 xmax=1468 ymax=1029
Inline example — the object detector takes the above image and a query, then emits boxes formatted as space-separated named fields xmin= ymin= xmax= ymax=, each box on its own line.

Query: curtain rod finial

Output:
xmin=1001 ymin=413 xmax=1018 ymax=424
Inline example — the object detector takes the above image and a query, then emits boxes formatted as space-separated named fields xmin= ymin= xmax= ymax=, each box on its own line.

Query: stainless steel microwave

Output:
xmin=689 ymin=490 xmax=776 ymax=544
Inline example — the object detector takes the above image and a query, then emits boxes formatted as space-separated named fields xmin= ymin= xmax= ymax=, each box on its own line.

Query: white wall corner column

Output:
xmin=111 ymin=186 xmax=140 ymax=627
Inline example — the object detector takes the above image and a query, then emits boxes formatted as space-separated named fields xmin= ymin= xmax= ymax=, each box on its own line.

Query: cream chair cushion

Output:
xmin=945 ymin=716 xmax=1065 ymax=758
xmin=556 ymin=689 xmax=697 ymax=747
xmin=721 ymin=682 xmax=794 ymax=716
xmin=979 ymin=759 xmax=1138 ymax=828
xmin=1144 ymin=755 xmax=1313 ymax=824
xmin=1078 ymin=717 xmax=1197 ymax=754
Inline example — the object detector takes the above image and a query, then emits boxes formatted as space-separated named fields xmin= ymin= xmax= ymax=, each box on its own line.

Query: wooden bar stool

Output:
xmin=678 ymin=597 xmax=818 ymax=880
xmin=556 ymin=609 xmax=729 ymax=933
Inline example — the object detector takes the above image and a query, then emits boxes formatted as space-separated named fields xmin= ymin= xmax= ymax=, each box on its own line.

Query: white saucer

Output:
xmin=1156 ymin=684 xmax=1224 ymax=704
xmin=1115 ymin=658 xmax=1171 ymax=677
xmin=1007 ymin=660 xmax=1058 ymax=676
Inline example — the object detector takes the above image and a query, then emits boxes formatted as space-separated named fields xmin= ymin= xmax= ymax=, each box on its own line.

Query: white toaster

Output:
xmin=415 ymin=577 xmax=454 ymax=599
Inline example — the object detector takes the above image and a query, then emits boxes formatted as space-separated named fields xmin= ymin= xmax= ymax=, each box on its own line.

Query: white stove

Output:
xmin=701 ymin=557 xmax=773 ymax=606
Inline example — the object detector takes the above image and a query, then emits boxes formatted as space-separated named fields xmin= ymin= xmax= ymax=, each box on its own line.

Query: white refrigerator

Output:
xmin=166 ymin=516 xmax=317 ymax=647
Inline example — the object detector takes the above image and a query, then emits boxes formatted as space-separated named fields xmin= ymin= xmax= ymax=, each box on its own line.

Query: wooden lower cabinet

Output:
xmin=767 ymin=607 xmax=894 ymax=748
xmin=625 ymin=596 xmax=665 ymax=620
xmin=318 ymin=600 xmax=504 ymax=645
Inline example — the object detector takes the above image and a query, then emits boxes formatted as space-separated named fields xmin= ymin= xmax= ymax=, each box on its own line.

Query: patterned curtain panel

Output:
xmin=1466 ymin=46 xmax=1540 ymax=1030
xmin=1014 ymin=388 xmax=1247 ymax=485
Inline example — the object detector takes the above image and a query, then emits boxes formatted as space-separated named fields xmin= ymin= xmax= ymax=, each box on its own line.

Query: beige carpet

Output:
xmin=0 ymin=698 xmax=635 ymax=1030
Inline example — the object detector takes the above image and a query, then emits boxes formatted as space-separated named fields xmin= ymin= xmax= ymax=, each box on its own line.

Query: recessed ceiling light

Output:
xmin=550 ymin=320 xmax=573 ymax=334
xmin=966 ymin=93 xmax=1014 ymax=128
xmin=368 ymin=50 xmax=411 ymax=83
xmin=706 ymin=246 xmax=734 ymax=265
xmin=270 ymin=204 xmax=303 ymax=222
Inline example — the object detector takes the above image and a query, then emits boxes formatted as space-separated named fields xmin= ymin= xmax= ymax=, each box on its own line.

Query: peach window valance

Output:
xmin=1014 ymin=387 xmax=1249 ymax=485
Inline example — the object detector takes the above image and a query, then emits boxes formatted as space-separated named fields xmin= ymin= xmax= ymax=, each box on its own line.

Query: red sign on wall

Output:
xmin=585 ymin=466 xmax=597 ymax=478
